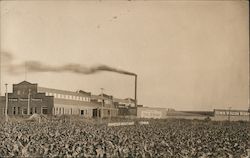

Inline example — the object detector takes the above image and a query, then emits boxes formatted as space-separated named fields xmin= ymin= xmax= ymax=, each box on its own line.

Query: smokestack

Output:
xmin=135 ymin=75 xmax=137 ymax=108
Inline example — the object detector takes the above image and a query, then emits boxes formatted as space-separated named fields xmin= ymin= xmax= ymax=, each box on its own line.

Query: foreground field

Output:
xmin=0 ymin=119 xmax=249 ymax=157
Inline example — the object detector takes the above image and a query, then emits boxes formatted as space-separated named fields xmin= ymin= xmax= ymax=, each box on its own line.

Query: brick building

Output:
xmin=0 ymin=81 xmax=54 ymax=116
xmin=91 ymin=94 xmax=118 ymax=118
xmin=37 ymin=87 xmax=101 ymax=117
xmin=0 ymin=81 xmax=119 ymax=118
xmin=113 ymin=98 xmax=137 ymax=116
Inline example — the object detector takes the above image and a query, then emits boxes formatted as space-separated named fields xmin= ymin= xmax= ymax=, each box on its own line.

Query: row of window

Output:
xmin=8 ymin=98 xmax=43 ymax=102
xmin=53 ymin=107 xmax=90 ymax=116
xmin=46 ymin=92 xmax=90 ymax=102
xmin=215 ymin=111 xmax=249 ymax=116
xmin=4 ymin=106 xmax=48 ymax=115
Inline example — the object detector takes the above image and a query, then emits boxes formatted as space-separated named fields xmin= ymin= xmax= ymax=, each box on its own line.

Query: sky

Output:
xmin=0 ymin=1 xmax=249 ymax=111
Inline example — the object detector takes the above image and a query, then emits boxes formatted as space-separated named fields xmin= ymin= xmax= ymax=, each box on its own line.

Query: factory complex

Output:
xmin=0 ymin=81 xmax=249 ymax=121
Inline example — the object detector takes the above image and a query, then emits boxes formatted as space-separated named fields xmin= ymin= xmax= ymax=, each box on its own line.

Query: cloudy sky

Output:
xmin=0 ymin=1 xmax=249 ymax=110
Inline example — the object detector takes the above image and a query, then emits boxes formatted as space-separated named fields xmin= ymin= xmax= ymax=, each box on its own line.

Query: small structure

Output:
xmin=213 ymin=109 xmax=249 ymax=121
xmin=137 ymin=107 xmax=171 ymax=119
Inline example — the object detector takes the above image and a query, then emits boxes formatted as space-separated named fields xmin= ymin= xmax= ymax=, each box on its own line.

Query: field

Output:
xmin=0 ymin=116 xmax=249 ymax=157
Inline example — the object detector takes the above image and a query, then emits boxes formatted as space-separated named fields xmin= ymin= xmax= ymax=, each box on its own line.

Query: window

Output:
xmin=30 ymin=108 xmax=33 ymax=115
xmin=42 ymin=107 xmax=48 ymax=114
xmin=23 ymin=108 xmax=27 ymax=115
xmin=9 ymin=98 xmax=18 ymax=102
xmin=13 ymin=107 xmax=16 ymax=115
xmin=34 ymin=107 xmax=37 ymax=113
xmin=81 ymin=110 xmax=84 ymax=115
xmin=18 ymin=107 xmax=21 ymax=115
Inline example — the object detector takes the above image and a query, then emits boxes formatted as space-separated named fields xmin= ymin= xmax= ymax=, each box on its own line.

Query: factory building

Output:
xmin=0 ymin=81 xmax=54 ymax=116
xmin=0 ymin=81 xmax=118 ymax=118
xmin=113 ymin=98 xmax=137 ymax=116
xmin=37 ymin=87 xmax=100 ymax=117
xmin=91 ymin=94 xmax=118 ymax=118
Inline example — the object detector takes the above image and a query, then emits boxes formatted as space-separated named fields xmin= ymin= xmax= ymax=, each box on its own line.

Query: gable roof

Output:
xmin=15 ymin=80 xmax=35 ymax=86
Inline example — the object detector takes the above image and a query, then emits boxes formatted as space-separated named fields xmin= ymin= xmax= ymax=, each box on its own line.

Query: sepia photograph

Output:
xmin=0 ymin=0 xmax=249 ymax=157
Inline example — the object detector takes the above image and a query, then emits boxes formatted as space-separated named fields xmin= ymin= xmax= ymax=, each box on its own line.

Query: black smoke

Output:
xmin=2 ymin=52 xmax=137 ymax=76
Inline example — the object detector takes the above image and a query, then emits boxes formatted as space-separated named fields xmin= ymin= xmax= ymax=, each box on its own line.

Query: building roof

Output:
xmin=14 ymin=80 xmax=37 ymax=86
xmin=214 ymin=109 xmax=249 ymax=112
xmin=38 ymin=87 xmax=91 ymax=97
xmin=92 ymin=94 xmax=113 ymax=100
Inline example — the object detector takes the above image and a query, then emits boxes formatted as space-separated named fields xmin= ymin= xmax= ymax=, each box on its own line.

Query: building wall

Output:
xmin=7 ymin=94 xmax=54 ymax=115
xmin=213 ymin=109 xmax=249 ymax=121
xmin=38 ymin=87 xmax=100 ymax=117
xmin=0 ymin=96 xmax=6 ymax=115
xmin=137 ymin=107 xmax=167 ymax=119
xmin=100 ymin=107 xmax=118 ymax=118
xmin=53 ymin=104 xmax=95 ymax=117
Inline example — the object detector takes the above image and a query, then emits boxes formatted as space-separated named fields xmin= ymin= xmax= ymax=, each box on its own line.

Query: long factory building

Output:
xmin=0 ymin=81 xmax=249 ymax=121
xmin=0 ymin=81 xmax=135 ymax=118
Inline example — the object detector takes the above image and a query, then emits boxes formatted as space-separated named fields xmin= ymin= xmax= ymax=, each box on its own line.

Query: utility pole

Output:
xmin=248 ymin=102 xmax=250 ymax=122
xmin=109 ymin=97 xmax=113 ymax=122
xmin=0 ymin=52 xmax=1 ymax=96
xmin=5 ymin=84 xmax=8 ymax=122
xmin=25 ymin=62 xmax=27 ymax=81
xmin=27 ymin=89 xmax=31 ymax=115
xmin=228 ymin=106 xmax=232 ymax=122
xmin=101 ymin=88 xmax=104 ymax=123
xmin=134 ymin=75 xmax=137 ymax=108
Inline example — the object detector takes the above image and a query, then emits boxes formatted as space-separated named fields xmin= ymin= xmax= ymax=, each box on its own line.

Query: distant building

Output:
xmin=137 ymin=107 xmax=172 ymax=119
xmin=213 ymin=109 xmax=249 ymax=121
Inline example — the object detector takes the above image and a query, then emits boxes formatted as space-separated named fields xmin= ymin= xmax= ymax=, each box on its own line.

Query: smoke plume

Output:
xmin=2 ymin=52 xmax=137 ymax=76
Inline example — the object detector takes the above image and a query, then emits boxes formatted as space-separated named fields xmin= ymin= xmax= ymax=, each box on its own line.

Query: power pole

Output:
xmin=134 ymin=75 xmax=137 ymax=108
xmin=5 ymin=84 xmax=8 ymax=122
xmin=27 ymin=89 xmax=31 ymax=115
xmin=109 ymin=97 xmax=113 ymax=122
xmin=228 ymin=106 xmax=231 ymax=122
xmin=101 ymin=88 xmax=104 ymax=123
xmin=25 ymin=62 xmax=27 ymax=81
